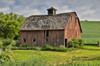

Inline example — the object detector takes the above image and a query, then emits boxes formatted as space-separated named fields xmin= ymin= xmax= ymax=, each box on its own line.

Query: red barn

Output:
xmin=20 ymin=7 xmax=82 ymax=47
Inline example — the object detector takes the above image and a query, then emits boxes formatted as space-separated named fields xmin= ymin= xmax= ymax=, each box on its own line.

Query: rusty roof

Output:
xmin=20 ymin=12 xmax=73 ymax=30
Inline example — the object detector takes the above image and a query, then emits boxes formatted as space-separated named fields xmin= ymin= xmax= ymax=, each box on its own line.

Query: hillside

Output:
xmin=81 ymin=21 xmax=100 ymax=44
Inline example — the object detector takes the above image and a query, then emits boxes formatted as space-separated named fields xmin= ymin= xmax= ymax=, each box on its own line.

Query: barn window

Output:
xmin=33 ymin=39 xmax=36 ymax=43
xmin=24 ymin=39 xmax=26 ymax=43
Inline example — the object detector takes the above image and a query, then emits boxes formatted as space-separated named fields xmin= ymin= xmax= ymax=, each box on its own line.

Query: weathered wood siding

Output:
xmin=20 ymin=30 xmax=45 ymax=46
xmin=49 ymin=30 xmax=64 ymax=46
xmin=20 ymin=30 xmax=64 ymax=47
xmin=65 ymin=13 xmax=81 ymax=42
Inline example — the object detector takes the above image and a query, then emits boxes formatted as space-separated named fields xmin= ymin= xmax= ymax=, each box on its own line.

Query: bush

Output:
xmin=41 ymin=44 xmax=69 ymax=52
xmin=11 ymin=47 xmax=41 ymax=51
xmin=12 ymin=44 xmax=69 ymax=52
xmin=12 ymin=40 xmax=19 ymax=46
xmin=78 ymin=39 xmax=85 ymax=48
xmin=0 ymin=52 xmax=12 ymax=63
xmin=68 ymin=38 xmax=85 ymax=48
xmin=53 ymin=47 xmax=68 ymax=52
xmin=0 ymin=40 xmax=3 ymax=48
xmin=0 ymin=56 xmax=46 ymax=66
xmin=41 ymin=44 xmax=54 ymax=51
xmin=2 ymin=39 xmax=12 ymax=46
xmin=1 ymin=39 xmax=16 ymax=50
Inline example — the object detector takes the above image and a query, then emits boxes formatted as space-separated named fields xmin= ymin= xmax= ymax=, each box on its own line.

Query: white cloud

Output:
xmin=80 ymin=9 xmax=96 ymax=16
xmin=0 ymin=0 xmax=100 ymax=21
xmin=0 ymin=7 xmax=10 ymax=12
xmin=57 ymin=6 xmax=73 ymax=13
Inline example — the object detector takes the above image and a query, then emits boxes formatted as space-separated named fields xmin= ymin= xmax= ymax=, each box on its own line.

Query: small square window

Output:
xmin=33 ymin=39 xmax=36 ymax=43
xmin=24 ymin=39 xmax=26 ymax=43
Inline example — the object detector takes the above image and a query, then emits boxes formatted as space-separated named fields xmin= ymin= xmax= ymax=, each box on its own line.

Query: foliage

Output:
xmin=14 ymin=40 xmax=19 ymax=46
xmin=0 ymin=12 xmax=25 ymax=40
xmin=41 ymin=44 xmax=54 ymax=51
xmin=78 ymin=39 xmax=85 ymax=48
xmin=0 ymin=56 xmax=46 ymax=66
xmin=41 ymin=44 xmax=69 ymax=52
xmin=0 ymin=39 xmax=14 ymax=63
xmin=1 ymin=39 xmax=16 ymax=50
xmin=0 ymin=39 xmax=13 ymax=63
xmin=0 ymin=40 xmax=3 ymax=48
xmin=11 ymin=44 xmax=69 ymax=52
xmin=68 ymin=38 xmax=85 ymax=48
xmin=11 ymin=46 xmax=41 ymax=50
xmin=0 ymin=51 xmax=13 ymax=63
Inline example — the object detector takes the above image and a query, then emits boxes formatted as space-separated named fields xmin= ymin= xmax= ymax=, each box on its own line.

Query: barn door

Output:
xmin=65 ymin=39 xmax=68 ymax=47
xmin=44 ymin=30 xmax=49 ymax=44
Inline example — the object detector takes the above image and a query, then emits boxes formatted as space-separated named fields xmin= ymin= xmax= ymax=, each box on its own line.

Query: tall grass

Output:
xmin=0 ymin=55 xmax=47 ymax=66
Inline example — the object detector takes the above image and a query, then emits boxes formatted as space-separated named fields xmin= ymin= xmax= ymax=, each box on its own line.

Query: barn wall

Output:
xmin=65 ymin=13 xmax=81 ymax=42
xmin=20 ymin=30 xmax=45 ymax=47
xmin=20 ymin=30 xmax=64 ymax=47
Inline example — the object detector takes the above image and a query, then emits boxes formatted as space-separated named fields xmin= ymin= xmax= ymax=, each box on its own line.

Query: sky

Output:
xmin=0 ymin=0 xmax=100 ymax=21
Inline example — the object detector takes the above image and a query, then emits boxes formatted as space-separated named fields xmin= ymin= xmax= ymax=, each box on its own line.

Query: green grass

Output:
xmin=12 ymin=45 xmax=100 ymax=64
xmin=81 ymin=21 xmax=100 ymax=44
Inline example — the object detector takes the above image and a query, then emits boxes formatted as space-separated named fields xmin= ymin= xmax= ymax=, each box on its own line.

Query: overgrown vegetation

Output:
xmin=0 ymin=55 xmax=46 ymax=66
xmin=11 ymin=44 xmax=73 ymax=52
xmin=68 ymin=38 xmax=85 ymax=48
xmin=10 ymin=45 xmax=100 ymax=65
xmin=41 ymin=44 xmax=70 ymax=52
xmin=0 ymin=39 xmax=13 ymax=63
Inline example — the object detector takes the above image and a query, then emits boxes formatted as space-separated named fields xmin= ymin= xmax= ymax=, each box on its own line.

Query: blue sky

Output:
xmin=0 ymin=0 xmax=100 ymax=21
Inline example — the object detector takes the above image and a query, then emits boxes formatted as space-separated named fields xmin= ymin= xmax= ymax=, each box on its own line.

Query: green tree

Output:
xmin=0 ymin=12 xmax=26 ymax=39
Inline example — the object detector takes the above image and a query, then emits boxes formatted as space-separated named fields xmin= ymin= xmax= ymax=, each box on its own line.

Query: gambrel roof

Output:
xmin=20 ymin=12 xmax=82 ymax=32
xmin=20 ymin=13 xmax=73 ymax=30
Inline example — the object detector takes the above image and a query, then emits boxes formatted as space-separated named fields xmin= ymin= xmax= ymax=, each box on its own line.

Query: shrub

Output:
xmin=2 ymin=39 xmax=12 ymax=46
xmin=78 ymin=39 xmax=85 ymax=48
xmin=41 ymin=44 xmax=54 ymax=51
xmin=0 ymin=40 xmax=3 ymax=48
xmin=15 ymin=40 xmax=20 ymax=46
xmin=41 ymin=44 xmax=68 ymax=52
xmin=21 ymin=45 xmax=28 ymax=47
xmin=68 ymin=38 xmax=85 ymax=48
xmin=11 ymin=46 xmax=41 ymax=51
xmin=0 ymin=52 xmax=12 ymax=63
xmin=1 ymin=39 xmax=16 ymax=50
xmin=53 ymin=47 xmax=68 ymax=52
xmin=0 ymin=56 xmax=47 ymax=66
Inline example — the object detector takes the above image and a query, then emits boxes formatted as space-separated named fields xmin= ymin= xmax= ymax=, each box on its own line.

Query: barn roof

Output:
xmin=20 ymin=12 xmax=73 ymax=30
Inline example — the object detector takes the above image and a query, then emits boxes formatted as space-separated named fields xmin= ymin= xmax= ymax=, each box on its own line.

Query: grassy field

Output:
xmin=81 ymin=21 xmax=100 ymax=44
xmin=12 ymin=45 xmax=100 ymax=64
